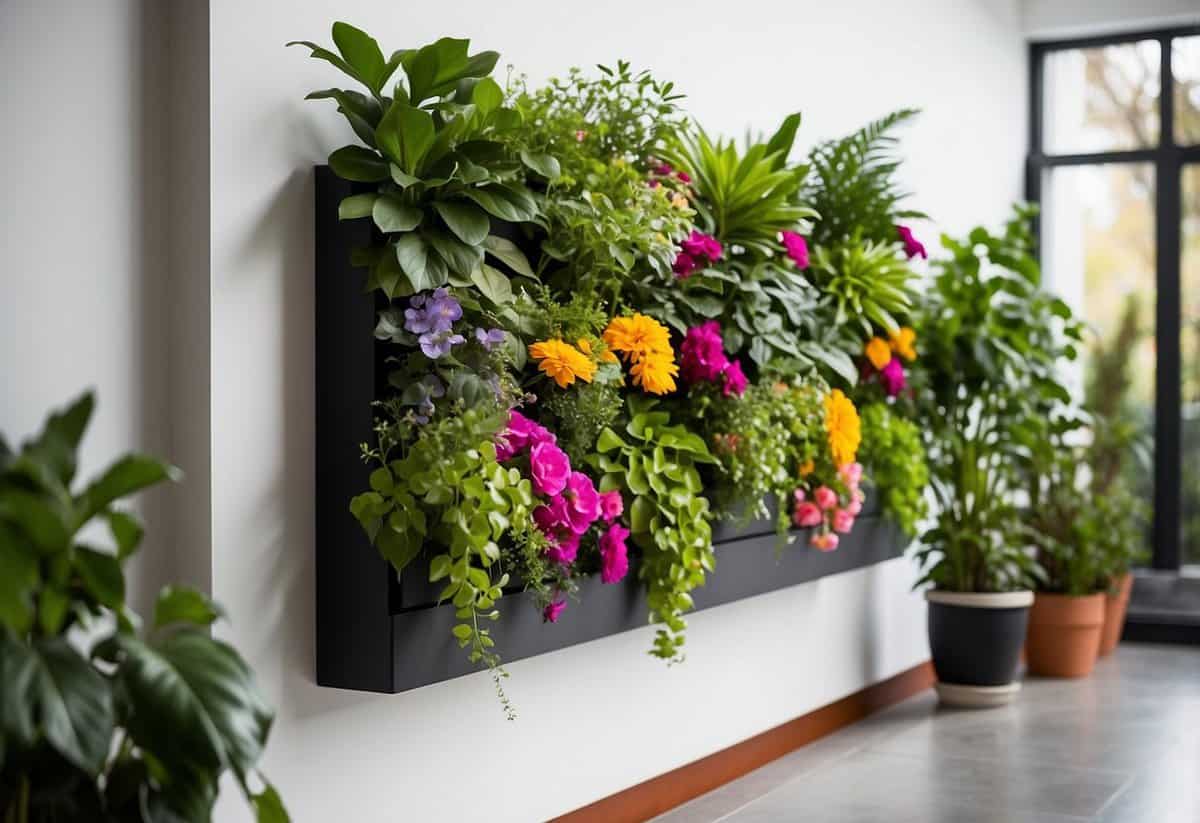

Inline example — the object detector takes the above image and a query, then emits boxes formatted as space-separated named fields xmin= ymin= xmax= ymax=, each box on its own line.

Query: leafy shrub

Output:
xmin=858 ymin=402 xmax=928 ymax=537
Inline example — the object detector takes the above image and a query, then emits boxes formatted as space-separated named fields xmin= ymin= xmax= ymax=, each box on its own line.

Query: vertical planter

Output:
xmin=925 ymin=590 xmax=1033 ymax=708
xmin=1099 ymin=573 xmax=1134 ymax=657
xmin=1025 ymin=592 xmax=1104 ymax=677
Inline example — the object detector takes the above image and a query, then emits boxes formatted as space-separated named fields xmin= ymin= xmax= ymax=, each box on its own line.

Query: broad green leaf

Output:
xmin=425 ymin=229 xmax=484 ymax=277
xmin=402 ymin=37 xmax=470 ymax=103
xmin=483 ymin=235 xmax=535 ymax=278
xmin=461 ymin=184 xmax=537 ymax=223
xmin=395 ymin=234 xmax=438 ymax=292
xmin=304 ymin=88 xmax=381 ymax=146
xmin=154 ymin=586 xmax=226 ymax=630
xmin=251 ymin=782 xmax=290 ymax=823
xmin=113 ymin=630 xmax=272 ymax=779
xmin=0 ymin=528 xmax=37 ymax=631
xmin=371 ymin=194 xmax=422 ymax=233
xmin=328 ymin=145 xmax=389 ymax=182
xmin=286 ymin=41 xmax=367 ymax=88
xmin=338 ymin=193 xmax=377 ymax=220
xmin=630 ymin=496 xmax=655 ymax=533
xmin=78 ymin=454 xmax=177 ymax=523
xmin=470 ymin=263 xmax=513 ymax=305
xmin=376 ymin=527 xmax=422 ymax=571
xmin=595 ymin=428 xmax=626 ymax=453
xmin=519 ymin=149 xmax=561 ymax=180
xmin=331 ymin=22 xmax=387 ymax=93
xmin=472 ymin=77 xmax=503 ymax=115
xmin=75 ymin=546 xmax=124 ymax=608
xmin=375 ymin=102 xmax=435 ymax=174
xmin=433 ymin=200 xmax=490 ymax=246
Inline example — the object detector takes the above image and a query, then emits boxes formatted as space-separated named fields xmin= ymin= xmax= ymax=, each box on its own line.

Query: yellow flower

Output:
xmin=889 ymin=327 xmax=917 ymax=362
xmin=671 ymin=193 xmax=689 ymax=210
xmin=824 ymin=389 xmax=861 ymax=467
xmin=798 ymin=459 xmax=815 ymax=477
xmin=603 ymin=314 xmax=673 ymax=363
xmin=864 ymin=336 xmax=892 ymax=370
xmin=529 ymin=339 xmax=596 ymax=388
xmin=630 ymin=353 xmax=678 ymax=395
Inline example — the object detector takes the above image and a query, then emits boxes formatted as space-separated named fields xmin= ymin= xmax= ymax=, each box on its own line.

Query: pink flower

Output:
xmin=546 ymin=531 xmax=580 ymax=565
xmin=794 ymin=501 xmax=824 ymax=528
xmin=781 ymin=231 xmax=809 ymax=269
xmin=653 ymin=162 xmax=673 ymax=176
xmin=500 ymin=410 xmax=554 ymax=460
xmin=575 ymin=130 xmax=588 ymax=142
xmin=810 ymin=532 xmax=840 ymax=551
xmin=681 ymin=230 xmax=723 ymax=264
xmin=530 ymin=441 xmax=571 ymax=496
xmin=680 ymin=321 xmax=729 ymax=383
xmin=847 ymin=497 xmax=863 ymax=517
xmin=544 ymin=598 xmax=567 ymax=622
xmin=721 ymin=360 xmax=747 ymax=397
xmin=563 ymin=471 xmax=601 ymax=534
xmin=839 ymin=462 xmax=863 ymax=489
xmin=599 ymin=523 xmax=630 ymax=583
xmin=879 ymin=358 xmax=906 ymax=398
xmin=599 ymin=489 xmax=624 ymax=522
xmin=673 ymin=251 xmax=698 ymax=279
xmin=676 ymin=171 xmax=692 ymax=184
xmin=793 ymin=488 xmax=806 ymax=503
xmin=534 ymin=497 xmax=581 ymax=564
xmin=896 ymin=225 xmax=927 ymax=260
xmin=832 ymin=509 xmax=855 ymax=534
xmin=814 ymin=486 xmax=838 ymax=511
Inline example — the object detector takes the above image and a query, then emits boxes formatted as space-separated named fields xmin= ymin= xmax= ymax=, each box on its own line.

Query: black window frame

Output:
xmin=1028 ymin=24 xmax=1200 ymax=571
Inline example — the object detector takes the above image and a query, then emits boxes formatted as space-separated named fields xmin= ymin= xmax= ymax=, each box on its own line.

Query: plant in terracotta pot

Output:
xmin=1091 ymin=478 xmax=1149 ymax=655
xmin=910 ymin=206 xmax=1078 ymax=708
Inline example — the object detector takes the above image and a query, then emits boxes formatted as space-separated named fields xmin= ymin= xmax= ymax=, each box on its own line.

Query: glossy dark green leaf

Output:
xmin=375 ymin=102 xmax=436 ymax=174
xmin=433 ymin=200 xmax=490 ymax=246
xmin=75 ymin=545 xmax=125 ymax=609
xmin=472 ymin=77 xmax=503 ymax=115
xmin=78 ymin=454 xmax=177 ymax=524
xmin=331 ymin=22 xmax=386 ymax=93
xmin=0 ymin=527 xmax=37 ymax=631
xmin=328 ymin=145 xmax=389 ymax=182
xmin=483 ymin=235 xmax=535 ymax=278
xmin=518 ymin=149 xmax=560 ymax=180
xmin=107 ymin=509 xmax=144 ymax=559
xmin=402 ymin=37 xmax=470 ymax=103
xmin=371 ymin=194 xmax=422 ymax=233
xmin=461 ymin=184 xmax=537 ymax=223
xmin=154 ymin=586 xmax=226 ymax=630
xmin=337 ymin=193 xmax=377 ymax=220
xmin=470 ymin=263 xmax=513 ymax=305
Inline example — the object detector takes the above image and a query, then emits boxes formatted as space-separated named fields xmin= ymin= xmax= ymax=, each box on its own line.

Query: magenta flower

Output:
xmin=681 ymin=230 xmax=723 ymax=264
xmin=599 ymin=523 xmax=630 ymax=583
xmin=879 ymin=358 xmax=906 ymax=398
xmin=832 ymin=509 xmax=855 ymax=534
xmin=680 ymin=321 xmax=730 ymax=383
xmin=546 ymin=531 xmax=580 ymax=565
xmin=530 ymin=441 xmax=571 ymax=496
xmin=780 ymin=231 xmax=810 ymax=269
xmin=672 ymin=251 xmax=698 ymax=279
xmin=794 ymin=500 xmax=823 ymax=528
xmin=543 ymin=598 xmax=567 ymax=622
xmin=599 ymin=489 xmax=624 ymax=522
xmin=534 ymin=497 xmax=580 ymax=564
xmin=498 ymin=410 xmax=554 ymax=461
xmin=814 ymin=486 xmax=838 ymax=511
xmin=810 ymin=532 xmax=839 ymax=551
xmin=676 ymin=171 xmax=692 ymax=184
xmin=563 ymin=471 xmax=601 ymax=534
xmin=896 ymin=225 xmax=927 ymax=260
xmin=721 ymin=360 xmax=747 ymax=397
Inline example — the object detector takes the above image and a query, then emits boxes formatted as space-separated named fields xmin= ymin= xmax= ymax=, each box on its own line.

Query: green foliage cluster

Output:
xmin=349 ymin=401 xmax=530 ymax=717
xmin=293 ymin=24 xmax=544 ymax=297
xmin=0 ymin=394 xmax=285 ymax=823
xmin=590 ymin=399 xmax=716 ymax=661
xmin=858 ymin=403 xmax=928 ymax=537
xmin=808 ymin=237 xmax=916 ymax=336
xmin=913 ymin=206 xmax=1081 ymax=593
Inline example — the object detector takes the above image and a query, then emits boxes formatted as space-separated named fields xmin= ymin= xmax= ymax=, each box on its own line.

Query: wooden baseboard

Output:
xmin=551 ymin=660 xmax=935 ymax=823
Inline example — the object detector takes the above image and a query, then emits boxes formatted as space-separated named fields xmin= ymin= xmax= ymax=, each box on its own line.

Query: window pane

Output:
xmin=1044 ymin=40 xmax=1161 ymax=154
xmin=1043 ymin=164 xmax=1156 ymax=562
xmin=1183 ymin=166 xmax=1200 ymax=566
xmin=1175 ymin=36 xmax=1200 ymax=146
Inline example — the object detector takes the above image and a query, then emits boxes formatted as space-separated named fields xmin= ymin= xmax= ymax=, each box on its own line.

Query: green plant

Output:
xmin=1091 ymin=476 xmax=1150 ymax=589
xmin=1024 ymin=451 xmax=1105 ymax=595
xmin=0 ymin=394 xmax=285 ymax=823
xmin=665 ymin=115 xmax=815 ymax=255
xmin=350 ymin=400 xmax=532 ymax=718
xmin=590 ymin=398 xmax=716 ymax=660
xmin=293 ymin=23 xmax=542 ymax=297
xmin=803 ymin=109 xmax=925 ymax=249
xmin=807 ymin=236 xmax=917 ymax=336
xmin=858 ymin=402 xmax=928 ymax=537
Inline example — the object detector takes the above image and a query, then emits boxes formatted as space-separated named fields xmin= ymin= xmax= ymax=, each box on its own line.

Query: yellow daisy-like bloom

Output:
xmin=630 ymin=353 xmax=678 ymax=395
xmin=602 ymin=314 xmax=673 ymax=364
xmin=864 ymin=336 xmax=892 ymax=370
xmin=889 ymin=326 xmax=917 ymax=362
xmin=529 ymin=339 xmax=596 ymax=388
xmin=824 ymin=388 xmax=861 ymax=468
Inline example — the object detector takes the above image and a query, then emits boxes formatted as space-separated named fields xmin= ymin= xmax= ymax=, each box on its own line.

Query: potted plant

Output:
xmin=0 ymin=393 xmax=287 ymax=822
xmin=1092 ymin=479 xmax=1148 ymax=656
xmin=911 ymin=206 xmax=1081 ymax=707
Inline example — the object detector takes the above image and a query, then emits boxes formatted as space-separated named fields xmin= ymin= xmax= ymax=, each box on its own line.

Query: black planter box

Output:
xmin=313 ymin=166 xmax=908 ymax=694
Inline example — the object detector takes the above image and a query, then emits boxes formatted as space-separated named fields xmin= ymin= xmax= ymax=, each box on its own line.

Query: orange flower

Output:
xmin=630 ymin=353 xmax=678 ymax=395
xmin=889 ymin=327 xmax=917 ymax=362
xmin=864 ymin=337 xmax=892 ymax=370
xmin=824 ymin=389 xmax=861 ymax=467
xmin=602 ymin=314 xmax=673 ymax=363
xmin=577 ymin=338 xmax=618 ymax=364
xmin=529 ymin=339 xmax=596 ymax=388
xmin=798 ymin=459 xmax=815 ymax=477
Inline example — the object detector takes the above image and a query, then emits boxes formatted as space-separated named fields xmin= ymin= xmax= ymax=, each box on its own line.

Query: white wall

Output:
xmin=202 ymin=1 xmax=1028 ymax=820
xmin=1023 ymin=0 xmax=1200 ymax=39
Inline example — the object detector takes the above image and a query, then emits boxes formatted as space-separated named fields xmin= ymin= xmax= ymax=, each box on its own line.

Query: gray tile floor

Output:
xmin=653 ymin=645 xmax=1200 ymax=822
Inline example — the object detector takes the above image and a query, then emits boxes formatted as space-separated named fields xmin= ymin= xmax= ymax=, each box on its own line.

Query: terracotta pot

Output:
xmin=1025 ymin=592 xmax=1104 ymax=678
xmin=1099 ymin=573 xmax=1134 ymax=657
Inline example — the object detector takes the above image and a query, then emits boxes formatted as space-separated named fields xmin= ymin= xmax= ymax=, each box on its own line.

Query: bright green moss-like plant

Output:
xmin=858 ymin=402 xmax=928 ymax=537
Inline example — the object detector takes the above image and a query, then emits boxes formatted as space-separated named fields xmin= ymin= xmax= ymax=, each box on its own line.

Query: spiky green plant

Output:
xmin=807 ymin=236 xmax=916 ymax=335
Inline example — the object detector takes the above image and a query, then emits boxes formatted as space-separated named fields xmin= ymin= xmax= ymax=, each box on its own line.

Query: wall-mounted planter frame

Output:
xmin=314 ymin=166 xmax=908 ymax=694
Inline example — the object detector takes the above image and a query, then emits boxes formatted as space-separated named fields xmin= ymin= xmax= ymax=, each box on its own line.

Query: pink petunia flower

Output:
xmin=780 ymin=231 xmax=810 ymax=269
xmin=681 ymin=230 xmax=723 ymax=264
xmin=530 ymin=441 xmax=571 ymax=496
xmin=896 ymin=225 xmax=927 ymax=260
xmin=814 ymin=486 xmax=838 ymax=511
xmin=544 ymin=598 xmax=567 ymax=622
xmin=794 ymin=501 xmax=824 ymax=528
xmin=721 ymin=360 xmax=747 ymax=397
xmin=879 ymin=358 xmax=906 ymax=398
xmin=563 ymin=471 xmax=601 ymax=534
xmin=673 ymin=251 xmax=698 ymax=279
xmin=599 ymin=523 xmax=630 ymax=583
xmin=545 ymin=531 xmax=580 ymax=565
xmin=676 ymin=171 xmax=692 ymax=184
xmin=832 ymin=509 xmax=855 ymax=534
xmin=599 ymin=489 xmax=624 ymax=522
xmin=680 ymin=321 xmax=729 ymax=383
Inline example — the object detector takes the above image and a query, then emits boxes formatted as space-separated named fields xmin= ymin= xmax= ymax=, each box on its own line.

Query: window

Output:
xmin=1030 ymin=25 xmax=1200 ymax=571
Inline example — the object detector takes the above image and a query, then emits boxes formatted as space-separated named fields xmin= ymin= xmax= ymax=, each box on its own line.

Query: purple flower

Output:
xmin=721 ymin=360 xmax=747 ymax=397
xmin=405 ymin=288 xmax=462 ymax=335
xmin=599 ymin=523 xmax=630 ymax=583
xmin=780 ymin=231 xmax=809 ymax=269
xmin=412 ymin=375 xmax=446 ymax=423
xmin=475 ymin=327 xmax=506 ymax=351
xmin=880 ymin=357 xmax=906 ymax=397
xmin=680 ymin=321 xmax=729 ymax=384
xmin=896 ymin=225 xmax=927 ymax=260
xmin=418 ymin=330 xmax=465 ymax=359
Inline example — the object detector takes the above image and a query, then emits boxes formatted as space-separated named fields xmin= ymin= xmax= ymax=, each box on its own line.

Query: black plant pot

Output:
xmin=925 ymin=590 xmax=1033 ymax=708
